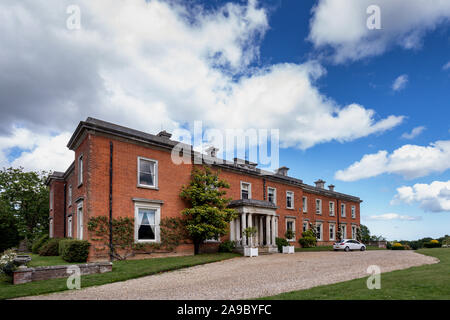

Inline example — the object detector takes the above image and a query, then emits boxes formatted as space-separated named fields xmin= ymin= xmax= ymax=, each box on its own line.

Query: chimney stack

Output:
xmin=314 ymin=179 xmax=326 ymax=189
xmin=205 ymin=146 xmax=219 ymax=158
xmin=328 ymin=184 xmax=335 ymax=192
xmin=157 ymin=130 xmax=172 ymax=139
xmin=276 ymin=166 xmax=289 ymax=176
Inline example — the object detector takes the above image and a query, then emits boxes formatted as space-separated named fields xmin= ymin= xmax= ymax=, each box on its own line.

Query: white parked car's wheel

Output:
xmin=344 ymin=246 xmax=350 ymax=252
xmin=360 ymin=246 xmax=366 ymax=251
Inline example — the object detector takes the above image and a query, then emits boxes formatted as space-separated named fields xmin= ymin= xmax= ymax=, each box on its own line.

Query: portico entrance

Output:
xmin=228 ymin=199 xmax=278 ymax=253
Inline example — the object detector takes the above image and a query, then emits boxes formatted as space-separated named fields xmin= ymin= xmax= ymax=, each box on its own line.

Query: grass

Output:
xmin=0 ymin=252 xmax=239 ymax=300
xmin=295 ymin=245 xmax=385 ymax=252
xmin=26 ymin=253 xmax=81 ymax=267
xmin=261 ymin=248 xmax=450 ymax=300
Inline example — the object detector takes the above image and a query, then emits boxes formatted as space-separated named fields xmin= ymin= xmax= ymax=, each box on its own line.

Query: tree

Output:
xmin=180 ymin=166 xmax=238 ymax=254
xmin=0 ymin=167 xmax=49 ymax=244
xmin=359 ymin=224 xmax=371 ymax=243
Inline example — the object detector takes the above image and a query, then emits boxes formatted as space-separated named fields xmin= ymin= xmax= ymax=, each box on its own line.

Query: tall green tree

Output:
xmin=0 ymin=167 xmax=49 ymax=245
xmin=359 ymin=224 xmax=371 ymax=243
xmin=180 ymin=166 xmax=238 ymax=254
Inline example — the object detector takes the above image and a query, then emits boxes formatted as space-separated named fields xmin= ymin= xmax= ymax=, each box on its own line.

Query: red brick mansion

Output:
xmin=47 ymin=118 xmax=362 ymax=260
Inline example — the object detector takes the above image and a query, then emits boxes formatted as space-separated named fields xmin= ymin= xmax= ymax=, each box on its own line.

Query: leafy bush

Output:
xmin=275 ymin=237 xmax=289 ymax=253
xmin=285 ymin=230 xmax=295 ymax=241
xmin=60 ymin=240 xmax=91 ymax=262
xmin=218 ymin=240 xmax=235 ymax=253
xmin=31 ymin=234 xmax=49 ymax=254
xmin=0 ymin=249 xmax=18 ymax=276
xmin=424 ymin=240 xmax=441 ymax=248
xmin=386 ymin=241 xmax=392 ymax=250
xmin=39 ymin=238 xmax=62 ymax=256
xmin=391 ymin=242 xmax=405 ymax=250
xmin=298 ymin=230 xmax=317 ymax=248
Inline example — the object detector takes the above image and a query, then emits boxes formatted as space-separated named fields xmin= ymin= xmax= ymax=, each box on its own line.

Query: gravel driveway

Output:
xmin=19 ymin=250 xmax=438 ymax=300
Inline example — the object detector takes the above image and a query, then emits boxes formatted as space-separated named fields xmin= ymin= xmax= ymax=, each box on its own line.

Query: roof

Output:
xmin=64 ymin=117 xmax=362 ymax=203
xmin=228 ymin=199 xmax=278 ymax=210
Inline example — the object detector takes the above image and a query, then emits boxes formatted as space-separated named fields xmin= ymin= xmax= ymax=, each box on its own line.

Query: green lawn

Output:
xmin=0 ymin=253 xmax=239 ymax=300
xmin=295 ymin=245 xmax=385 ymax=252
xmin=262 ymin=248 xmax=450 ymax=300
xmin=26 ymin=253 xmax=80 ymax=267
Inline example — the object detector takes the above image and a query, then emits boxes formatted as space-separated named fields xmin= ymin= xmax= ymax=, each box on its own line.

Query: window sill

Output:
xmin=286 ymin=207 xmax=295 ymax=210
xmin=135 ymin=240 xmax=160 ymax=243
xmin=137 ymin=184 xmax=159 ymax=190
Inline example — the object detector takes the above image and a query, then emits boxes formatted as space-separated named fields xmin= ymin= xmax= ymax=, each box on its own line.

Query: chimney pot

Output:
xmin=328 ymin=184 xmax=335 ymax=191
xmin=314 ymin=179 xmax=326 ymax=189
xmin=205 ymin=146 xmax=219 ymax=158
xmin=157 ymin=130 xmax=172 ymax=139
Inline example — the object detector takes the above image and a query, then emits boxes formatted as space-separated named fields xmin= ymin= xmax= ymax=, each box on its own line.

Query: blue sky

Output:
xmin=1 ymin=0 xmax=450 ymax=240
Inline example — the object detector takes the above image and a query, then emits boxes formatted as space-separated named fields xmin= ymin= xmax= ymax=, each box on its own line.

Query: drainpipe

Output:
xmin=337 ymin=199 xmax=340 ymax=241
xmin=109 ymin=141 xmax=114 ymax=261
xmin=263 ymin=178 xmax=266 ymax=200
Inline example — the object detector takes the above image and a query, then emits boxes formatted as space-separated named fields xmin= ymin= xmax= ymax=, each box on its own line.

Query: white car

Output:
xmin=333 ymin=239 xmax=366 ymax=252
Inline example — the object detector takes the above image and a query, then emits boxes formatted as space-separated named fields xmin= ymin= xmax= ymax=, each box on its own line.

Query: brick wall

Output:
xmin=49 ymin=131 xmax=361 ymax=260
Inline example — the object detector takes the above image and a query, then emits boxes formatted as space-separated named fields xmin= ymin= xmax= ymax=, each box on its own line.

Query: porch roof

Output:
xmin=228 ymin=199 xmax=278 ymax=210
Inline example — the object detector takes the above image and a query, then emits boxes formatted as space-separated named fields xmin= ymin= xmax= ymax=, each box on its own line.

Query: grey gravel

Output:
xmin=18 ymin=250 xmax=438 ymax=300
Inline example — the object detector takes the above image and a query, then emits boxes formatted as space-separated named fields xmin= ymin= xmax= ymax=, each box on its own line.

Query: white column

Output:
xmin=255 ymin=216 xmax=259 ymax=246
xmin=235 ymin=216 xmax=241 ymax=244
xmin=265 ymin=215 xmax=270 ymax=246
xmin=247 ymin=213 xmax=253 ymax=246
xmin=241 ymin=212 xmax=247 ymax=246
xmin=271 ymin=216 xmax=276 ymax=246
xmin=230 ymin=219 xmax=235 ymax=241
xmin=259 ymin=216 xmax=264 ymax=245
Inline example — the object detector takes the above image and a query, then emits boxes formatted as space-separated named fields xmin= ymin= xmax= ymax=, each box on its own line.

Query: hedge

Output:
xmin=59 ymin=239 xmax=91 ymax=262
xmin=275 ymin=237 xmax=289 ymax=253
xmin=39 ymin=238 xmax=63 ymax=256
xmin=31 ymin=234 xmax=49 ymax=254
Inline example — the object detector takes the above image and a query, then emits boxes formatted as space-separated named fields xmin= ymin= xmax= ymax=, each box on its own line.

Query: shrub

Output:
xmin=424 ymin=240 xmax=441 ymax=248
xmin=275 ymin=237 xmax=289 ymax=253
xmin=386 ymin=242 xmax=392 ymax=250
xmin=39 ymin=238 xmax=62 ymax=256
xmin=0 ymin=249 xmax=18 ymax=277
xmin=60 ymin=240 xmax=91 ymax=262
xmin=218 ymin=240 xmax=235 ymax=253
xmin=285 ymin=230 xmax=295 ymax=241
xmin=298 ymin=230 xmax=317 ymax=248
xmin=31 ymin=234 xmax=49 ymax=254
xmin=391 ymin=242 xmax=405 ymax=250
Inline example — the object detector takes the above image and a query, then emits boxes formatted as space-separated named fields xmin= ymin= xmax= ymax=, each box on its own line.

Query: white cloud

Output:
xmin=309 ymin=0 xmax=450 ymax=63
xmin=401 ymin=126 xmax=426 ymax=139
xmin=335 ymin=140 xmax=450 ymax=181
xmin=443 ymin=61 xmax=450 ymax=70
xmin=363 ymin=213 xmax=422 ymax=221
xmin=392 ymin=74 xmax=409 ymax=91
xmin=392 ymin=180 xmax=450 ymax=212
xmin=0 ymin=127 xmax=73 ymax=172
xmin=0 ymin=0 xmax=404 ymax=170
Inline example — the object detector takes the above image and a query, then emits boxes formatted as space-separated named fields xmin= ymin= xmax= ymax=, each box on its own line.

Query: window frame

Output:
xmin=341 ymin=203 xmax=346 ymax=217
xmin=351 ymin=205 xmax=356 ymax=219
xmin=240 ymin=181 xmax=252 ymax=200
xmin=286 ymin=191 xmax=294 ymax=209
xmin=341 ymin=225 xmax=347 ymax=239
xmin=78 ymin=155 xmax=83 ymax=186
xmin=67 ymin=216 xmax=73 ymax=238
xmin=329 ymin=223 xmax=335 ymax=241
xmin=267 ymin=187 xmax=276 ymax=204
xmin=329 ymin=201 xmax=335 ymax=216
xmin=134 ymin=202 xmax=161 ymax=243
xmin=68 ymin=185 xmax=72 ymax=206
xmin=137 ymin=156 xmax=158 ymax=189
xmin=316 ymin=222 xmax=323 ymax=241
xmin=76 ymin=201 xmax=84 ymax=240
xmin=285 ymin=218 xmax=296 ymax=241
xmin=351 ymin=225 xmax=357 ymax=239
xmin=302 ymin=222 xmax=308 ymax=232
xmin=49 ymin=218 xmax=54 ymax=238
xmin=302 ymin=196 xmax=307 ymax=213
xmin=49 ymin=189 xmax=53 ymax=210
xmin=315 ymin=199 xmax=322 ymax=215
